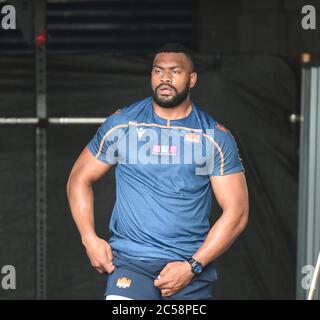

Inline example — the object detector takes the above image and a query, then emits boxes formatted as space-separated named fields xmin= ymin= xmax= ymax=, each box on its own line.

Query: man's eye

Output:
xmin=172 ymin=70 xmax=181 ymax=74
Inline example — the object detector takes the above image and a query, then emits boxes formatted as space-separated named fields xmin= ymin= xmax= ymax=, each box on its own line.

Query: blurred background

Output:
xmin=0 ymin=0 xmax=319 ymax=300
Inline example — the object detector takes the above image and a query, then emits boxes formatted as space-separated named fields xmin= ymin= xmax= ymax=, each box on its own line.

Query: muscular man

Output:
xmin=66 ymin=43 xmax=249 ymax=300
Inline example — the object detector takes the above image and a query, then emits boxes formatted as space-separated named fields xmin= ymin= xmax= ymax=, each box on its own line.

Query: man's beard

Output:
xmin=152 ymin=81 xmax=190 ymax=108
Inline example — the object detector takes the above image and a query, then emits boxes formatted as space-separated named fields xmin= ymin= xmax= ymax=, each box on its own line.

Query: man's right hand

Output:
xmin=82 ymin=235 xmax=115 ymax=274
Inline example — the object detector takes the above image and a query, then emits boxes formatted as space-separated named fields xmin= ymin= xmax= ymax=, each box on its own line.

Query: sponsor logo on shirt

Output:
xmin=152 ymin=145 xmax=177 ymax=155
xmin=116 ymin=277 xmax=132 ymax=289
xmin=137 ymin=128 xmax=145 ymax=139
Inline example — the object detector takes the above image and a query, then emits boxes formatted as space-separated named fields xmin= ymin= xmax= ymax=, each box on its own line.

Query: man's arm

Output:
xmin=66 ymin=146 xmax=115 ymax=274
xmin=192 ymin=171 xmax=249 ymax=267
xmin=154 ymin=171 xmax=249 ymax=297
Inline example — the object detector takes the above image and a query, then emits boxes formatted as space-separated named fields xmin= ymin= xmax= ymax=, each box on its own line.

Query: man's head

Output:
xmin=151 ymin=43 xmax=197 ymax=108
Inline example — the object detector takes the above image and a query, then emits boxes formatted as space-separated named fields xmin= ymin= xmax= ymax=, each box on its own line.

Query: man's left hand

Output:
xmin=154 ymin=261 xmax=194 ymax=297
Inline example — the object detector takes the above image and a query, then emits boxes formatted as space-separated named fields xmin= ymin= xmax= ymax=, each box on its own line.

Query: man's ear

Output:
xmin=189 ymin=72 xmax=197 ymax=89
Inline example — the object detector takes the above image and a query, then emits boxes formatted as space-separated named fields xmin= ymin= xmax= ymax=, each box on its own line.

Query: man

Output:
xmin=66 ymin=43 xmax=249 ymax=300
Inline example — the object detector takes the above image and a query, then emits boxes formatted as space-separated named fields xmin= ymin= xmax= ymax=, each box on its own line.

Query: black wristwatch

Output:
xmin=187 ymin=257 xmax=203 ymax=275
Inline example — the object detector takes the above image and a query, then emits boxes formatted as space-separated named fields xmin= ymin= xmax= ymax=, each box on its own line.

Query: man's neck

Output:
xmin=152 ymin=99 xmax=192 ymax=120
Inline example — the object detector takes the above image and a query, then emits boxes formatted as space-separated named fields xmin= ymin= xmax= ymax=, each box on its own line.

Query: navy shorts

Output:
xmin=105 ymin=250 xmax=218 ymax=300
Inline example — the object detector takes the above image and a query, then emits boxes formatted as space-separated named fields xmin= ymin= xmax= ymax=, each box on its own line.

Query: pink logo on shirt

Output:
xmin=152 ymin=145 xmax=176 ymax=155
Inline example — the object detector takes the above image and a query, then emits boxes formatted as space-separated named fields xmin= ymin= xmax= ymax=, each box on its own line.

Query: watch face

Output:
xmin=194 ymin=264 xmax=202 ymax=274
xmin=188 ymin=258 xmax=203 ymax=275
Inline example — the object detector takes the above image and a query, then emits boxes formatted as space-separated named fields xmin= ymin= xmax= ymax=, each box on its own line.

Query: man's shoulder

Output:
xmin=101 ymin=97 xmax=152 ymax=129
xmin=193 ymin=104 xmax=217 ymax=129
xmin=194 ymin=104 xmax=234 ymax=140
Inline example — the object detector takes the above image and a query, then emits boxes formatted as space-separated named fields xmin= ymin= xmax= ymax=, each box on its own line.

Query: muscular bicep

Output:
xmin=68 ymin=146 xmax=113 ymax=184
xmin=210 ymin=172 xmax=249 ymax=213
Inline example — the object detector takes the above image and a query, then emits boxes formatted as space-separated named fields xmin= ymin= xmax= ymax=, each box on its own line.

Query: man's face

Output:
xmin=151 ymin=52 xmax=197 ymax=108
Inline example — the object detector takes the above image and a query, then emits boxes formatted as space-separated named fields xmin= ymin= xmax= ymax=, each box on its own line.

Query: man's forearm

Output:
xmin=66 ymin=175 xmax=97 ymax=243
xmin=192 ymin=208 xmax=248 ymax=267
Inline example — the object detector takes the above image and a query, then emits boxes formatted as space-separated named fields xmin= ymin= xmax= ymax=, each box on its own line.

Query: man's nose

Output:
xmin=160 ymin=70 xmax=172 ymax=83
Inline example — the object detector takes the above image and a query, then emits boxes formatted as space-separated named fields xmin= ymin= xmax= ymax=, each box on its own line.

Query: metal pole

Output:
xmin=0 ymin=117 xmax=106 ymax=125
xmin=296 ymin=66 xmax=310 ymax=300
xmin=34 ymin=0 xmax=47 ymax=300
xmin=297 ymin=63 xmax=320 ymax=300
xmin=49 ymin=117 xmax=105 ymax=124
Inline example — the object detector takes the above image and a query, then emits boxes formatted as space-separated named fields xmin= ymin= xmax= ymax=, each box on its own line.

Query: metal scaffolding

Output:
xmin=297 ymin=62 xmax=320 ymax=300
xmin=0 ymin=1 xmax=106 ymax=300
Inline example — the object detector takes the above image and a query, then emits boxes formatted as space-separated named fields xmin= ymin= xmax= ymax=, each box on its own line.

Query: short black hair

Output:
xmin=153 ymin=43 xmax=195 ymax=72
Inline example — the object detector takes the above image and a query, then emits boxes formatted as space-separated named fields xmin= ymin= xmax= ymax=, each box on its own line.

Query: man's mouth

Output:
xmin=158 ymin=86 xmax=174 ymax=95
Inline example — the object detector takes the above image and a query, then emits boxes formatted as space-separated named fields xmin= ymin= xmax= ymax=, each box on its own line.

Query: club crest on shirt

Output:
xmin=185 ymin=132 xmax=200 ymax=143
xmin=116 ymin=277 xmax=132 ymax=289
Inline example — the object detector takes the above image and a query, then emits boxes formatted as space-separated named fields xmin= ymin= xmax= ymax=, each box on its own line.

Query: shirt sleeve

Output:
xmin=206 ymin=124 xmax=244 ymax=176
xmin=87 ymin=116 xmax=120 ymax=165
